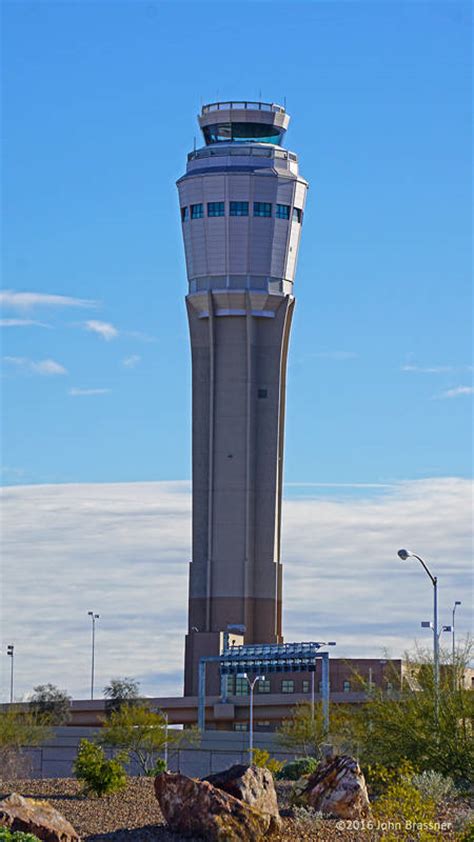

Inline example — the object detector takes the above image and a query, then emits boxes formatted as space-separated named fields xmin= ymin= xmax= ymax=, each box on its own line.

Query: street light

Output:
xmin=6 ymin=645 xmax=14 ymax=703
xmin=398 ymin=549 xmax=439 ymax=717
xmin=88 ymin=612 xmax=100 ymax=700
xmin=421 ymin=621 xmax=452 ymax=638
xmin=237 ymin=673 xmax=265 ymax=765
xmin=452 ymin=601 xmax=461 ymax=690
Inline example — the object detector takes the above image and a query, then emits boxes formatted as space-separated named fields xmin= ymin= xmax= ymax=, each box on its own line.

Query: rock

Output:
xmin=298 ymin=755 xmax=371 ymax=819
xmin=0 ymin=793 xmax=80 ymax=842
xmin=154 ymin=771 xmax=271 ymax=841
xmin=205 ymin=764 xmax=281 ymax=832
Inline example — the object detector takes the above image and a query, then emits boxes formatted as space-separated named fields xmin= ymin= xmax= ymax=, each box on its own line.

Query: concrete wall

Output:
xmin=22 ymin=728 xmax=299 ymax=780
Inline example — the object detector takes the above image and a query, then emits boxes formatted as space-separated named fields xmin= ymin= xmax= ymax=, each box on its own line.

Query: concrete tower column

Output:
xmin=177 ymin=101 xmax=308 ymax=695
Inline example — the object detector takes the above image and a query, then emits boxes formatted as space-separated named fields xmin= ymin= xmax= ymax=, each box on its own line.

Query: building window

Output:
xmin=234 ymin=722 xmax=248 ymax=732
xmin=181 ymin=206 xmax=189 ymax=222
xmin=302 ymin=680 xmax=310 ymax=693
xmin=235 ymin=676 xmax=249 ymax=695
xmin=226 ymin=675 xmax=235 ymax=695
xmin=258 ymin=388 xmax=268 ymax=399
xmin=256 ymin=720 xmax=271 ymax=731
xmin=281 ymin=680 xmax=294 ymax=694
xmin=343 ymin=680 xmax=351 ymax=693
xmin=292 ymin=207 xmax=302 ymax=223
xmin=191 ymin=203 xmax=204 ymax=219
xmin=230 ymin=201 xmax=249 ymax=217
xmin=276 ymin=204 xmax=290 ymax=219
xmin=257 ymin=678 xmax=271 ymax=693
xmin=254 ymin=202 xmax=272 ymax=217
xmin=208 ymin=201 xmax=225 ymax=217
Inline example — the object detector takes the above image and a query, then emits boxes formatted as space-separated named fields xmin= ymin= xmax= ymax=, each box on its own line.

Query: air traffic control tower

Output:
xmin=177 ymin=101 xmax=308 ymax=695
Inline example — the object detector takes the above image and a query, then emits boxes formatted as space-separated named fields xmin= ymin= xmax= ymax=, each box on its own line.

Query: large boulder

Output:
xmin=205 ymin=764 xmax=281 ymax=832
xmin=297 ymin=755 xmax=371 ymax=819
xmin=154 ymin=771 xmax=271 ymax=841
xmin=0 ymin=793 xmax=80 ymax=842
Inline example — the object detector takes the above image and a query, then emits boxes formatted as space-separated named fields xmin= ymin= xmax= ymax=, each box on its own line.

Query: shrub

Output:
xmin=411 ymin=769 xmax=456 ymax=803
xmin=276 ymin=756 xmax=318 ymax=780
xmin=365 ymin=759 xmax=416 ymax=797
xmin=145 ymin=758 xmax=167 ymax=777
xmin=459 ymin=821 xmax=474 ymax=842
xmin=0 ymin=831 xmax=41 ymax=842
xmin=99 ymin=703 xmax=199 ymax=775
xmin=103 ymin=678 xmax=142 ymax=715
xmin=29 ymin=684 xmax=71 ymax=725
xmin=292 ymin=806 xmax=324 ymax=829
xmin=0 ymin=707 xmax=51 ymax=779
xmin=251 ymin=748 xmax=284 ymax=777
xmin=373 ymin=778 xmax=437 ymax=842
xmin=73 ymin=739 xmax=127 ymax=797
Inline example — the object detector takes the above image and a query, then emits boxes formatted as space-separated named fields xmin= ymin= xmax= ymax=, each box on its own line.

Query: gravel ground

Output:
xmin=0 ymin=777 xmax=467 ymax=841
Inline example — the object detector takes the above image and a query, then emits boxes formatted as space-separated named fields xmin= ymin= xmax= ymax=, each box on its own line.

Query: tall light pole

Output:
xmin=6 ymin=645 xmax=14 ymax=703
xmin=398 ymin=549 xmax=439 ymax=718
xmin=237 ymin=673 xmax=265 ymax=765
xmin=452 ymin=601 xmax=461 ymax=690
xmin=88 ymin=612 xmax=99 ymax=700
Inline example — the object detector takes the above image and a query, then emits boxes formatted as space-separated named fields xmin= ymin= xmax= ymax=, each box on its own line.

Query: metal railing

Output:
xmin=187 ymin=147 xmax=297 ymax=163
xmin=202 ymin=101 xmax=285 ymax=114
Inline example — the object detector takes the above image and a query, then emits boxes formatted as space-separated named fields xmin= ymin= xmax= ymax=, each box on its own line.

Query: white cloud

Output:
xmin=0 ymin=290 xmax=96 ymax=310
xmin=2 ymin=356 xmax=67 ymax=375
xmin=122 ymin=355 xmax=141 ymax=368
xmin=69 ymin=387 xmax=111 ymax=396
xmin=84 ymin=320 xmax=118 ymax=341
xmin=0 ymin=478 xmax=470 ymax=702
xmin=437 ymin=386 xmax=473 ymax=399
xmin=402 ymin=364 xmax=453 ymax=374
xmin=0 ymin=319 xmax=51 ymax=328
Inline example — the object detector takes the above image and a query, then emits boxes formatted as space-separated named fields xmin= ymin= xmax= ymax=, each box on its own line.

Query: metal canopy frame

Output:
xmin=198 ymin=641 xmax=331 ymax=733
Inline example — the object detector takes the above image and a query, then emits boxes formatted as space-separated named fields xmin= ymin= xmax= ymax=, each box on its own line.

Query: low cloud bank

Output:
xmin=0 ymin=478 xmax=471 ymax=701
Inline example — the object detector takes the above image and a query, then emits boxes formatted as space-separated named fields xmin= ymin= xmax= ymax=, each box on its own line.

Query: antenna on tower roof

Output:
xmin=193 ymin=136 xmax=196 ymax=152
xmin=284 ymin=95 xmax=287 ymax=110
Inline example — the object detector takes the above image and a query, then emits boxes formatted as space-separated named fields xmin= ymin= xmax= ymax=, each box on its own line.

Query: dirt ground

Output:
xmin=0 ymin=776 xmax=469 ymax=841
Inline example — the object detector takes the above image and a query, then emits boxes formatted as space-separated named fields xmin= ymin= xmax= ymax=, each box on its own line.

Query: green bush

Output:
xmin=365 ymin=759 xmax=416 ymax=798
xmin=459 ymin=821 xmax=474 ymax=842
xmin=373 ymin=778 xmax=437 ymax=841
xmin=251 ymin=748 xmax=284 ymax=776
xmin=0 ymin=830 xmax=41 ymax=842
xmin=411 ymin=769 xmax=456 ymax=803
xmin=145 ymin=757 xmax=167 ymax=777
xmin=73 ymin=739 xmax=127 ymax=797
xmin=276 ymin=756 xmax=318 ymax=780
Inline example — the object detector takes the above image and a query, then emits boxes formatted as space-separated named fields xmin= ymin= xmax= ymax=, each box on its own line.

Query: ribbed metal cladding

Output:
xmin=177 ymin=103 xmax=308 ymax=696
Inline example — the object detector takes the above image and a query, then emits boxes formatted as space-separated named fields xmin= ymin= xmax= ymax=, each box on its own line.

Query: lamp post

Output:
xmin=6 ymin=645 xmax=14 ymax=703
xmin=237 ymin=673 xmax=265 ymax=765
xmin=452 ymin=601 xmax=461 ymax=690
xmin=88 ymin=612 xmax=99 ymax=700
xmin=398 ymin=549 xmax=439 ymax=718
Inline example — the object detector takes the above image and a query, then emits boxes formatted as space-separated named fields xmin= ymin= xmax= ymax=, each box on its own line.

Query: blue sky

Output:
xmin=2 ymin=0 xmax=471 ymax=487
xmin=0 ymin=2 xmax=472 ymax=699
